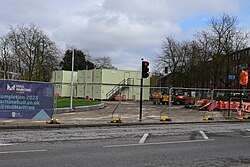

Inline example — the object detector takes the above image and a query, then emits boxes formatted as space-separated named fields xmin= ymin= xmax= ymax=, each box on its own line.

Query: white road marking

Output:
xmin=0 ymin=143 xmax=13 ymax=146
xmin=139 ymin=133 xmax=149 ymax=144
xmin=199 ymin=131 xmax=209 ymax=140
xmin=0 ymin=150 xmax=47 ymax=154
xmin=243 ymin=129 xmax=250 ymax=138
xmin=244 ymin=129 xmax=250 ymax=137
xmin=104 ymin=139 xmax=214 ymax=148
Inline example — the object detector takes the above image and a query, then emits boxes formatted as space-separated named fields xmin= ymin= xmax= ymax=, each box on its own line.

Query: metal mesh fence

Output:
xmin=52 ymin=83 xmax=250 ymax=122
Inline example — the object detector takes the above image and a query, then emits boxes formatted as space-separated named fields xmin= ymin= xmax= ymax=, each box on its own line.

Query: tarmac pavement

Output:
xmin=0 ymin=101 xmax=249 ymax=129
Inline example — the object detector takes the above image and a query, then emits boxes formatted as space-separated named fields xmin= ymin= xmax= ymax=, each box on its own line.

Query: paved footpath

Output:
xmin=0 ymin=101 xmax=249 ymax=129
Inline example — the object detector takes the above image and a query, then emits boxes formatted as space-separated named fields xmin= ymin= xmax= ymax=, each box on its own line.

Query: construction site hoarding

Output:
xmin=0 ymin=80 xmax=54 ymax=120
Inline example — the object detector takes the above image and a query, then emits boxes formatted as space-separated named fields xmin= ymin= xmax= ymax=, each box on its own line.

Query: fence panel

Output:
xmin=212 ymin=88 xmax=250 ymax=119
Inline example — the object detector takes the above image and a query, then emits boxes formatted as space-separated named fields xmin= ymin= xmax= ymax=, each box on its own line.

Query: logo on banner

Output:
xmin=6 ymin=84 xmax=31 ymax=92
xmin=7 ymin=84 xmax=16 ymax=91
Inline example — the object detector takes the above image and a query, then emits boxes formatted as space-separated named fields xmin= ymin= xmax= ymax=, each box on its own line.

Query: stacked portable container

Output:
xmin=51 ymin=70 xmax=77 ymax=97
xmin=80 ymin=69 xmax=150 ymax=100
xmin=77 ymin=70 xmax=93 ymax=99
xmin=52 ymin=69 xmax=150 ymax=100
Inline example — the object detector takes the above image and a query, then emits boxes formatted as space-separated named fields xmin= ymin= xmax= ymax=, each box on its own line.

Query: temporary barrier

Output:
xmin=242 ymin=102 xmax=250 ymax=113
xmin=168 ymin=87 xmax=212 ymax=121
xmin=114 ymin=94 xmax=126 ymax=101
xmin=211 ymin=88 xmax=250 ymax=119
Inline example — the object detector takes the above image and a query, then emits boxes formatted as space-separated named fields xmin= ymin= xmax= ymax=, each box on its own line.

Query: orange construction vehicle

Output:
xmin=152 ymin=92 xmax=169 ymax=105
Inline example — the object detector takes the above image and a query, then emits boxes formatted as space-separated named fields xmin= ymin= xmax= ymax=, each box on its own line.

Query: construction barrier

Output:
xmin=0 ymin=80 xmax=54 ymax=120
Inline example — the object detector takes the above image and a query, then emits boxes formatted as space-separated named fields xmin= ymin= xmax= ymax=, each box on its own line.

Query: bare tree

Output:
xmin=157 ymin=14 xmax=249 ymax=89
xmin=198 ymin=14 xmax=249 ymax=88
xmin=94 ymin=56 xmax=117 ymax=69
xmin=156 ymin=36 xmax=196 ymax=87
xmin=0 ymin=35 xmax=16 ymax=79
xmin=5 ymin=24 xmax=61 ymax=81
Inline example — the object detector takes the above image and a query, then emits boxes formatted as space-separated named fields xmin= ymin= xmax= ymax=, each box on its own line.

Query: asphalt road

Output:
xmin=0 ymin=123 xmax=250 ymax=167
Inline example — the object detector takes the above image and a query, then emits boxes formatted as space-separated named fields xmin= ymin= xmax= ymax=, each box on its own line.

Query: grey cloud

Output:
xmin=0 ymin=0 xmax=245 ymax=70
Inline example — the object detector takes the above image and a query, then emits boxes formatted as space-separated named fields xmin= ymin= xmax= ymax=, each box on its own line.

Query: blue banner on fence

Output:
xmin=0 ymin=80 xmax=54 ymax=120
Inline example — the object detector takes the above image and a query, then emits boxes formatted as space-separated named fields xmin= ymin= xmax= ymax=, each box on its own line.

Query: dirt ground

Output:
xmin=55 ymin=101 xmax=237 ymax=124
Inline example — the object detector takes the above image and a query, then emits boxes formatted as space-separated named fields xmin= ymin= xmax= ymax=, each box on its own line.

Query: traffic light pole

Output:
xmin=139 ymin=58 xmax=149 ymax=122
xmin=139 ymin=78 xmax=143 ymax=121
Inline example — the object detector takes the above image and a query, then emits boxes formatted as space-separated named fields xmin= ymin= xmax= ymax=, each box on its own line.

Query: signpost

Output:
xmin=237 ymin=69 xmax=248 ymax=119
xmin=228 ymin=74 xmax=235 ymax=118
xmin=228 ymin=74 xmax=235 ymax=80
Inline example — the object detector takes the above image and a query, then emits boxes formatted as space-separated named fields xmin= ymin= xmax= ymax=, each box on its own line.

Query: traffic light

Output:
xmin=142 ymin=61 xmax=149 ymax=78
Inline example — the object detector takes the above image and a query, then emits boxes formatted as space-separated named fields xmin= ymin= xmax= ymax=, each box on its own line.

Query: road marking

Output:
xmin=104 ymin=139 xmax=214 ymax=148
xmin=0 ymin=144 xmax=13 ymax=146
xmin=139 ymin=133 xmax=149 ymax=144
xmin=0 ymin=150 xmax=47 ymax=154
xmin=199 ymin=131 xmax=209 ymax=140
xmin=243 ymin=136 xmax=250 ymax=138
xmin=246 ymin=129 xmax=250 ymax=132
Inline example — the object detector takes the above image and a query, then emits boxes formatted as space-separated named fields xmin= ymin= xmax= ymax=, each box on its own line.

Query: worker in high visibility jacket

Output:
xmin=239 ymin=69 xmax=248 ymax=86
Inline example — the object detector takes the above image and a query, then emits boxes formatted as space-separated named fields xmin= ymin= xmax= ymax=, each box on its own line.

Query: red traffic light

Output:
xmin=142 ymin=61 xmax=149 ymax=78
xmin=142 ymin=61 xmax=149 ymax=67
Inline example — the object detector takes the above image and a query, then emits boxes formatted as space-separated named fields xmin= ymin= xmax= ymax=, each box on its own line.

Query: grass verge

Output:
xmin=54 ymin=97 xmax=100 ymax=108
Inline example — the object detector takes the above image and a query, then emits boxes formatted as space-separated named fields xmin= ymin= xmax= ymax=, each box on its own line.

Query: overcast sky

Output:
xmin=0 ymin=0 xmax=250 ymax=71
